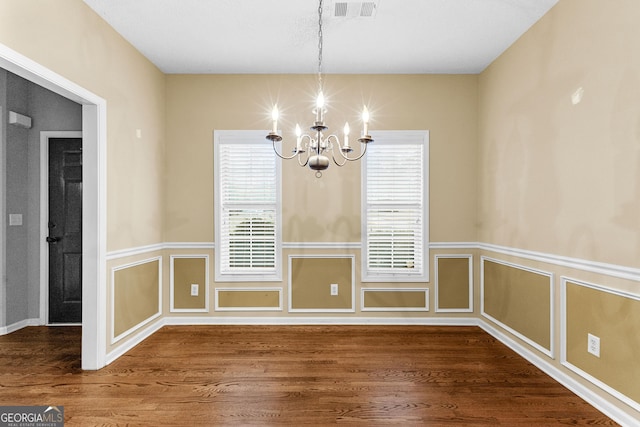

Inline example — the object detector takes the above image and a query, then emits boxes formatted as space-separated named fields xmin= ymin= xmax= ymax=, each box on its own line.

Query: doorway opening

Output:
xmin=1 ymin=43 xmax=106 ymax=369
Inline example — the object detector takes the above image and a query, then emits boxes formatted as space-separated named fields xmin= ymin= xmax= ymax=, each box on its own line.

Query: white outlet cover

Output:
xmin=330 ymin=283 xmax=338 ymax=296
xmin=190 ymin=284 xmax=199 ymax=296
xmin=587 ymin=333 xmax=600 ymax=357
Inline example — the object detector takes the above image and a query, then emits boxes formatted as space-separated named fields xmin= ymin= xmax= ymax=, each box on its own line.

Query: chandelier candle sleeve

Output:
xmin=271 ymin=106 xmax=278 ymax=134
xmin=316 ymin=92 xmax=325 ymax=122
xmin=295 ymin=124 xmax=302 ymax=151
xmin=362 ymin=106 xmax=369 ymax=136
xmin=343 ymin=122 xmax=350 ymax=149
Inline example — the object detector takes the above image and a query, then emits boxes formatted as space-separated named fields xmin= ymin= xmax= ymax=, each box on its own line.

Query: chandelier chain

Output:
xmin=317 ymin=0 xmax=324 ymax=90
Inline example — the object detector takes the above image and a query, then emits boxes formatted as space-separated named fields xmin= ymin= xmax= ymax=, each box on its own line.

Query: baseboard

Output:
xmin=163 ymin=316 xmax=479 ymax=326
xmin=105 ymin=318 xmax=164 ymax=365
xmin=46 ymin=322 xmax=81 ymax=327
xmin=479 ymin=319 xmax=637 ymax=427
xmin=0 ymin=318 xmax=40 ymax=335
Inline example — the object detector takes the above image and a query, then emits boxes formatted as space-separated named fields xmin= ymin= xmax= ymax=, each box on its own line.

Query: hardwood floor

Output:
xmin=0 ymin=325 xmax=618 ymax=426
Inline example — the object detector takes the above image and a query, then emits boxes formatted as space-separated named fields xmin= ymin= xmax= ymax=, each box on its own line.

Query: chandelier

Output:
xmin=266 ymin=0 xmax=373 ymax=178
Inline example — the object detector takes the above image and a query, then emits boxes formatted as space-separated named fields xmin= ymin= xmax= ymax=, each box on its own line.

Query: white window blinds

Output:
xmin=214 ymin=131 xmax=281 ymax=281
xmin=362 ymin=131 xmax=429 ymax=282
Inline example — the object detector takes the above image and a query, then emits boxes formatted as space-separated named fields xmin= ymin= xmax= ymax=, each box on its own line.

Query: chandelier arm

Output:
xmin=297 ymin=135 xmax=313 ymax=167
xmin=271 ymin=139 xmax=299 ymax=160
xmin=343 ymin=142 xmax=369 ymax=162
xmin=332 ymin=154 xmax=348 ymax=167
xmin=340 ymin=143 xmax=367 ymax=162
xmin=330 ymin=135 xmax=369 ymax=162
xmin=326 ymin=135 xmax=348 ymax=167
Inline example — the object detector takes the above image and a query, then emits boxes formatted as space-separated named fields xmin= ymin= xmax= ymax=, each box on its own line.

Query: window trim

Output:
xmin=361 ymin=130 xmax=429 ymax=283
xmin=214 ymin=130 xmax=282 ymax=282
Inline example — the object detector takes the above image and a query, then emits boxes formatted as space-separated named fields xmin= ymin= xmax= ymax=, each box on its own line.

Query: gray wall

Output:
xmin=5 ymin=71 xmax=30 ymax=326
xmin=0 ymin=68 xmax=81 ymax=327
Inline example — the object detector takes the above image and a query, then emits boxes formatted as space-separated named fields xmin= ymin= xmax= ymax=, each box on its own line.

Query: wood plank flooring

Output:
xmin=0 ymin=325 xmax=618 ymax=426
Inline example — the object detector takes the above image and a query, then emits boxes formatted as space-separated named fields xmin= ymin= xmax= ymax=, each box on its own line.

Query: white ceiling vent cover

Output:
xmin=333 ymin=1 xmax=378 ymax=18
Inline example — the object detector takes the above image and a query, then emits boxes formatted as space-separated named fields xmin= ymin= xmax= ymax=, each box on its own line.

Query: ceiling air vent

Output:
xmin=334 ymin=2 xmax=349 ymax=17
xmin=333 ymin=1 xmax=378 ymax=18
xmin=360 ymin=2 xmax=376 ymax=17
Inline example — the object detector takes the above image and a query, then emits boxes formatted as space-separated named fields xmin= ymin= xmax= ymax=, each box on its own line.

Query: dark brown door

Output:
xmin=48 ymin=138 xmax=82 ymax=324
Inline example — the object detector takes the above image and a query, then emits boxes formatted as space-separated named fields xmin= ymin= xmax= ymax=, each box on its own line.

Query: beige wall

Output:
xmin=0 ymin=0 xmax=166 ymax=251
xmin=165 ymin=74 xmax=478 ymax=243
xmin=477 ymin=1 xmax=640 ymax=420
xmin=478 ymin=0 xmax=640 ymax=267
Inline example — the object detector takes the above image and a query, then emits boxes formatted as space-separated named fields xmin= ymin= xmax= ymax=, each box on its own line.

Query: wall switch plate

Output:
xmin=190 ymin=284 xmax=199 ymax=297
xmin=9 ymin=214 xmax=22 ymax=226
xmin=588 ymin=333 xmax=600 ymax=357
xmin=330 ymin=283 xmax=338 ymax=296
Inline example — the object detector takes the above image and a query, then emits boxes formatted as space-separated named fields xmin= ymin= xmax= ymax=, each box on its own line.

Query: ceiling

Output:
xmin=82 ymin=0 xmax=559 ymax=75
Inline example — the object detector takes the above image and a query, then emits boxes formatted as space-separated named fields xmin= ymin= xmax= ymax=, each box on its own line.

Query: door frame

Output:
xmin=0 ymin=105 xmax=5 ymax=330
xmin=40 ymin=131 xmax=83 ymax=326
xmin=0 ymin=42 xmax=107 ymax=370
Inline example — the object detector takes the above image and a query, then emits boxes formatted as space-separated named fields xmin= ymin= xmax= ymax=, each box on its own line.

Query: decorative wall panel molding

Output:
xmin=481 ymin=256 xmax=554 ymax=357
xmin=435 ymin=254 xmax=473 ymax=313
xmin=215 ymin=288 xmax=283 ymax=311
xmin=170 ymin=255 xmax=209 ymax=313
xmin=289 ymin=255 xmax=355 ymax=313
xmin=361 ymin=288 xmax=429 ymax=312
xmin=561 ymin=277 xmax=640 ymax=413
xmin=110 ymin=257 xmax=162 ymax=344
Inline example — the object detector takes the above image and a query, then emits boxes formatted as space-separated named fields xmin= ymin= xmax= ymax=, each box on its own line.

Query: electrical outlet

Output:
xmin=190 ymin=284 xmax=199 ymax=297
xmin=330 ymin=283 xmax=338 ymax=296
xmin=587 ymin=333 xmax=600 ymax=357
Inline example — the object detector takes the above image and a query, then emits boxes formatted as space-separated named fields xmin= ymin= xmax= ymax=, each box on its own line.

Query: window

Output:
xmin=214 ymin=130 xmax=281 ymax=281
xmin=362 ymin=131 xmax=429 ymax=282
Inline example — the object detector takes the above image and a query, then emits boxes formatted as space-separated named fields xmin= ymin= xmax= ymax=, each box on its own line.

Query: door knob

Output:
xmin=46 ymin=236 xmax=60 ymax=243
